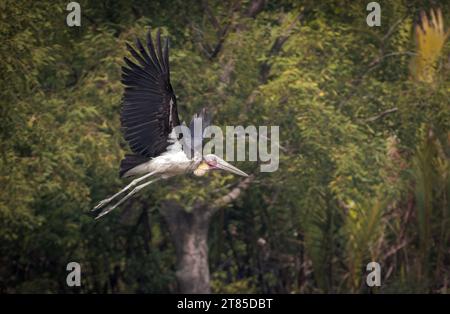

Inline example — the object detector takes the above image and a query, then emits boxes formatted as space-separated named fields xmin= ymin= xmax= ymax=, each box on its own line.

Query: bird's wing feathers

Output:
xmin=121 ymin=29 xmax=180 ymax=158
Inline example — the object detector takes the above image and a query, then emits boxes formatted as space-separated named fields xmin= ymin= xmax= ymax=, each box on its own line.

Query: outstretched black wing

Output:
xmin=121 ymin=29 xmax=180 ymax=161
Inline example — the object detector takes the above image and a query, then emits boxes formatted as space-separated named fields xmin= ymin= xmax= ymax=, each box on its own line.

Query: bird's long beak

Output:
xmin=214 ymin=158 xmax=249 ymax=177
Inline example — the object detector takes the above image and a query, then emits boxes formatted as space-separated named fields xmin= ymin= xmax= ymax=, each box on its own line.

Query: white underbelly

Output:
xmin=145 ymin=152 xmax=192 ymax=177
xmin=124 ymin=135 xmax=195 ymax=178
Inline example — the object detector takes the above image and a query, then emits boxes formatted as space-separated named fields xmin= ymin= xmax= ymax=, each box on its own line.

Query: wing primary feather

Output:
xmin=136 ymin=37 xmax=160 ymax=74
xmin=120 ymin=29 xmax=180 ymax=162
xmin=146 ymin=30 xmax=163 ymax=73
xmin=164 ymin=37 xmax=170 ymax=81
xmin=156 ymin=29 xmax=166 ymax=74
xmin=123 ymin=57 xmax=159 ymax=81
xmin=126 ymin=42 xmax=148 ymax=68
xmin=135 ymin=38 xmax=153 ymax=66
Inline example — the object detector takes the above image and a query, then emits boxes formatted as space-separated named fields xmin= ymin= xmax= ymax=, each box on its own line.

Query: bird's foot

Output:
xmin=92 ymin=198 xmax=113 ymax=211
xmin=95 ymin=204 xmax=118 ymax=219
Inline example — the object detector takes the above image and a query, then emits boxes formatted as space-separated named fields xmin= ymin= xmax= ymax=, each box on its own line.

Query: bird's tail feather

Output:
xmin=119 ymin=154 xmax=149 ymax=178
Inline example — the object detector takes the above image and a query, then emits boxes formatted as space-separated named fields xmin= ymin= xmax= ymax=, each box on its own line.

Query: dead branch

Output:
xmin=207 ymin=175 xmax=255 ymax=217
xmin=365 ymin=107 xmax=398 ymax=122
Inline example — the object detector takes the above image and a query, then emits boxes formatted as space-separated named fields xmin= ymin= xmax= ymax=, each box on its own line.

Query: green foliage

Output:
xmin=0 ymin=0 xmax=449 ymax=293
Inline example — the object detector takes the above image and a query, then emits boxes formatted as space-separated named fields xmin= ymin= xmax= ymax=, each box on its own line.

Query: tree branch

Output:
xmin=260 ymin=11 xmax=304 ymax=83
xmin=245 ymin=0 xmax=266 ymax=18
xmin=206 ymin=175 xmax=254 ymax=217
xmin=197 ymin=0 xmax=267 ymax=60
xmin=365 ymin=107 xmax=398 ymax=122
xmin=201 ymin=0 xmax=242 ymax=60
xmin=338 ymin=16 xmax=409 ymax=109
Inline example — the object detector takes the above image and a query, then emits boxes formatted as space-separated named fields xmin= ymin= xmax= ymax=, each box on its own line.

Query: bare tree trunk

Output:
xmin=161 ymin=177 xmax=254 ymax=293
xmin=161 ymin=203 xmax=212 ymax=293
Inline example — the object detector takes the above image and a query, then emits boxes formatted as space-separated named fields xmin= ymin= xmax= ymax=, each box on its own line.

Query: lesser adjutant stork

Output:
xmin=93 ymin=30 xmax=248 ymax=219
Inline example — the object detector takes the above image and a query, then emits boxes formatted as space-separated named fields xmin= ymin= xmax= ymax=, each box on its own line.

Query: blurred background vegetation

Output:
xmin=0 ymin=0 xmax=448 ymax=293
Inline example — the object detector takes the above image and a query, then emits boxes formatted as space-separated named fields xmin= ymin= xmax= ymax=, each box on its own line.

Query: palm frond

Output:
xmin=410 ymin=8 xmax=448 ymax=83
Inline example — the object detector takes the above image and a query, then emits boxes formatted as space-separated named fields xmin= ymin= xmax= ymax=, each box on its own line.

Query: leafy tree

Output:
xmin=0 ymin=0 xmax=448 ymax=293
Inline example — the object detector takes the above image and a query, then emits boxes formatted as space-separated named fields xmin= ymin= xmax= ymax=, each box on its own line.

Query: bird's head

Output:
xmin=193 ymin=154 xmax=248 ymax=177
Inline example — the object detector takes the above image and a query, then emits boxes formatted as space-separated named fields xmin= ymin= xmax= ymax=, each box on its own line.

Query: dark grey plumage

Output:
xmin=120 ymin=29 xmax=180 ymax=177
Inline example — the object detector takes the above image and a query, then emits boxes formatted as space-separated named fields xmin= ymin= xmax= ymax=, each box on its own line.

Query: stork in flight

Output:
xmin=93 ymin=30 xmax=248 ymax=219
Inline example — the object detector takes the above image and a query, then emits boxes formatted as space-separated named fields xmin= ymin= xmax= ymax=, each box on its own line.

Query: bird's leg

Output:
xmin=95 ymin=178 xmax=160 ymax=219
xmin=93 ymin=171 xmax=157 ymax=211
